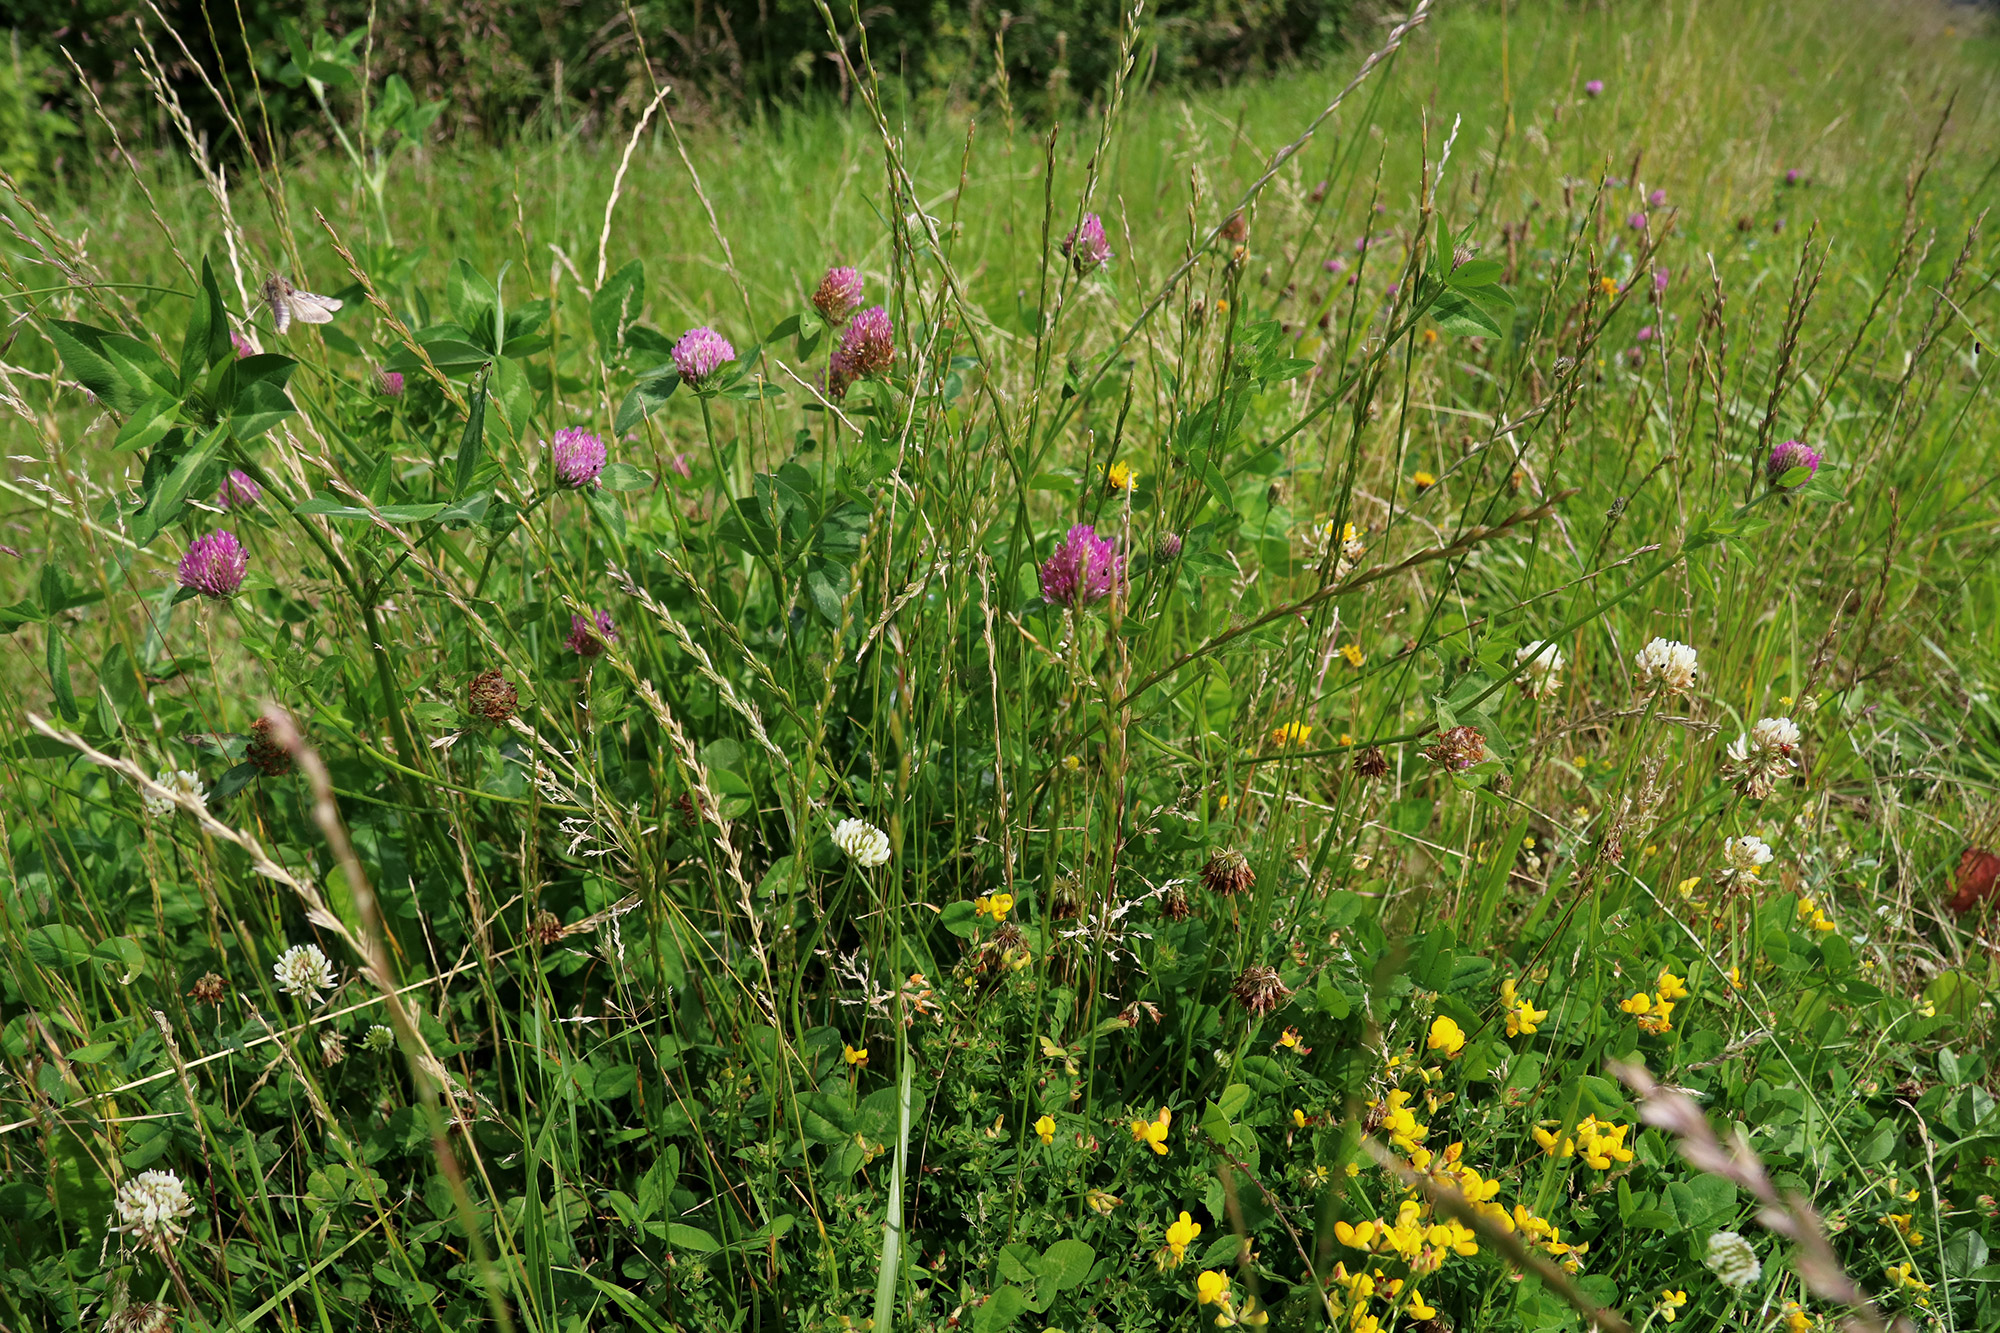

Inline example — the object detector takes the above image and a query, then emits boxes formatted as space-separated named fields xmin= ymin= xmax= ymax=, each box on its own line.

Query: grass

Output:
xmin=2 ymin=0 xmax=2000 ymax=1331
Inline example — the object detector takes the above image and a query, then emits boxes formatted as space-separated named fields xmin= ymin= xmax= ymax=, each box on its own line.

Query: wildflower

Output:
xmin=843 ymin=1044 xmax=868 ymax=1067
xmin=216 ymin=469 xmax=262 ymax=509
xmin=1062 ymin=213 xmax=1113 ymax=274
xmin=273 ymin=943 xmax=335 ymax=1003
xmin=812 ymin=265 xmax=864 ymax=322
xmin=565 ymin=610 xmax=618 ymax=657
xmin=188 ymin=972 xmax=227 ymax=1005
xmin=1883 ymin=1262 xmax=1932 ymax=1295
xmin=1766 ymin=439 xmax=1822 ymax=489
xmin=320 ymin=1029 xmax=346 ymax=1066
xmin=178 ymin=531 xmax=247 ymax=599
xmin=1627 ymin=212 xmax=1648 ymax=230
xmin=229 ymin=330 xmax=255 ymax=358
xmin=1271 ymin=720 xmax=1314 ymax=747
xmin=1160 ymin=885 xmax=1192 ymax=920
xmin=1411 ymin=470 xmax=1438 ymax=491
xmin=363 ymin=1025 xmax=395 ymax=1053
xmin=1796 ymin=895 xmax=1835 ymax=932
xmin=671 ymin=326 xmax=735 ymax=387
xmin=1130 ymin=1107 xmax=1172 ymax=1155
xmin=1220 ymin=210 xmax=1250 ymax=243
xmin=1648 ymin=188 xmax=1668 ymax=207
xmin=1880 ymin=1211 xmax=1924 ymax=1245
xmin=1354 ymin=745 xmax=1389 ymax=779
xmin=973 ymin=892 xmax=1015 ymax=922
xmin=1230 ymin=965 xmax=1292 ymax=1015
xmin=1106 ymin=459 xmax=1139 ymax=493
xmin=1599 ymin=275 xmax=1620 ymax=296
xmin=142 ymin=769 xmax=205 ymax=818
xmin=1727 ymin=715 xmax=1802 ymax=798
xmin=1034 ymin=1114 xmax=1056 ymax=1145
xmin=833 ymin=817 xmax=891 ymax=867
xmin=261 ymin=274 xmax=342 ymax=333
xmin=1277 ymin=1026 xmax=1303 ymax=1050
xmin=1637 ymin=325 xmax=1655 ymax=343
xmin=1655 ymin=1289 xmax=1687 ymax=1323
xmin=1576 ymin=1116 xmax=1635 ymax=1168
xmin=374 ymin=368 xmax=405 ymax=396
xmin=1154 ymin=530 xmax=1183 ymax=561
xmin=1585 ymin=78 xmax=1605 ymax=96
xmin=112 ymin=1170 xmax=196 ymax=1249
xmin=104 ymin=1303 xmax=174 ymax=1333
xmin=467 ymin=669 xmax=518 ymax=724
xmin=1784 ymin=168 xmax=1802 ymax=185
xmin=1500 ymin=978 xmax=1548 ymax=1036
xmin=1704 ymin=1230 xmax=1762 ymax=1287
xmin=831 ymin=305 xmax=895 ymax=392
xmin=1038 ymin=524 xmax=1125 ymax=607
xmin=549 ymin=427 xmax=608 ymax=489
xmin=1427 ymin=1016 xmax=1466 ymax=1058
xmin=1406 ymin=1289 xmax=1437 ymax=1320
xmin=1423 ymin=725 xmax=1487 ymax=773
xmin=1721 ymin=834 xmax=1773 ymax=886
xmin=1516 ymin=639 xmax=1566 ymax=698
xmin=1781 ymin=1300 xmax=1811 ymax=1333
xmin=1655 ymin=968 xmax=1689 ymax=1001
xmin=245 ymin=717 xmax=293 ymax=776
xmin=1165 ymin=1210 xmax=1202 ymax=1263
xmin=1634 ymin=637 xmax=1699 ymax=693
xmin=1202 ymin=848 xmax=1255 ymax=896
xmin=1197 ymin=1269 xmax=1230 ymax=1305
xmin=1654 ymin=267 xmax=1671 ymax=293
xmin=1339 ymin=643 xmax=1366 ymax=668
xmin=1086 ymin=1189 xmax=1121 ymax=1214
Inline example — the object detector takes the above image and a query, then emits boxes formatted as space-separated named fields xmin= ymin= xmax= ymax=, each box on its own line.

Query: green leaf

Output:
xmin=598 ymin=462 xmax=653 ymax=492
xmin=1448 ymin=258 xmax=1504 ymax=287
xmin=446 ymin=259 xmax=498 ymax=341
xmin=113 ymin=395 xmax=181 ymax=454
xmin=971 ymin=1285 xmax=1028 ymax=1333
xmin=614 ymin=368 xmax=681 ymax=435
xmin=48 ymin=320 xmax=147 ymax=414
xmin=1431 ymin=290 xmax=1505 ymax=339
xmin=1040 ymin=1239 xmax=1095 ymax=1290
xmin=454 ymin=381 xmax=488 ymax=497
xmin=210 ymin=761 xmax=258 ymax=803
xmin=25 ymin=923 xmax=94 ymax=967
xmin=384 ymin=339 xmax=492 ymax=376
xmin=92 ymin=937 xmax=147 ymax=984
xmin=131 ymin=424 xmax=228 ymax=547
xmin=180 ymin=257 xmax=233 ymax=391
xmin=294 ymin=497 xmax=448 ymax=523
xmin=665 ymin=1223 xmax=719 ymax=1253
xmin=591 ymin=260 xmax=646 ymax=355
xmin=230 ymin=378 xmax=296 ymax=442
xmin=46 ymin=625 xmax=78 ymax=721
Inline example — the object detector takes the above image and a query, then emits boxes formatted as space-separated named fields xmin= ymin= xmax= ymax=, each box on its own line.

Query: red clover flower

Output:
xmin=672 ymin=327 xmax=735 ymax=387
xmin=1038 ymin=524 xmax=1124 ymax=608
xmin=178 ymin=531 xmax=246 ymax=599
xmin=549 ymin=427 xmax=608 ymax=489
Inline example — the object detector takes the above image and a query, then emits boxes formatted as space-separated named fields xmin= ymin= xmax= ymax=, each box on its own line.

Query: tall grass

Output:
xmin=2 ymin=1 xmax=1998 ymax=1331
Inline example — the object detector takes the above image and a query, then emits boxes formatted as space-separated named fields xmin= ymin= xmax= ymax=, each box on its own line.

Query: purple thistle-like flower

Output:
xmin=230 ymin=331 xmax=255 ymax=359
xmin=1038 ymin=524 xmax=1125 ymax=608
xmin=549 ymin=427 xmax=608 ymax=489
xmin=1648 ymin=188 xmax=1667 ymax=207
xmin=1784 ymin=168 xmax=1802 ymax=185
xmin=1585 ymin=79 xmax=1605 ymax=97
xmin=565 ymin=610 xmax=618 ymax=657
xmin=1323 ymin=257 xmax=1347 ymax=275
xmin=1654 ymin=267 xmax=1671 ymax=294
xmin=179 ymin=531 xmax=247 ymax=599
xmin=217 ymin=469 xmax=262 ymax=509
xmin=1062 ymin=213 xmax=1113 ymax=275
xmin=1636 ymin=325 xmax=1654 ymax=343
xmin=840 ymin=307 xmax=894 ymax=376
xmin=1627 ymin=211 xmax=1648 ymax=230
xmin=374 ymin=369 xmax=404 ymax=397
xmin=1766 ymin=440 xmax=1822 ymax=489
xmin=672 ymin=327 xmax=735 ymax=387
xmin=812 ymin=266 xmax=864 ymax=323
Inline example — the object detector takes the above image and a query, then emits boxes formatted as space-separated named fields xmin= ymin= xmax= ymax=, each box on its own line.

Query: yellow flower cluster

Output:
xmin=1195 ymin=1269 xmax=1268 ymax=1327
xmin=1426 ymin=1016 xmax=1466 ymax=1057
xmin=1271 ymin=720 xmax=1313 ymax=747
xmin=1879 ymin=1211 xmax=1924 ymax=1245
xmin=1165 ymin=1210 xmax=1201 ymax=1264
xmin=1796 ymin=894 xmax=1836 ymax=932
xmin=1369 ymin=1088 xmax=1428 ymax=1154
xmin=973 ymin=892 xmax=1014 ymax=922
xmin=1508 ymin=1204 xmax=1588 ymax=1272
xmin=1654 ymin=1289 xmax=1687 ymax=1323
xmin=1106 ymin=460 xmax=1139 ymax=492
xmin=1329 ymin=1264 xmax=1440 ymax=1333
xmin=1781 ymin=1300 xmax=1813 ymax=1332
xmin=1500 ymin=977 xmax=1548 ymax=1036
xmin=1333 ymin=1198 xmax=1479 ymax=1269
xmin=1033 ymin=1114 xmax=1055 ymax=1145
xmin=842 ymin=1043 xmax=868 ymax=1066
xmin=1130 ymin=1106 xmax=1172 ymax=1155
xmin=1532 ymin=1114 xmax=1635 ymax=1170
xmin=1618 ymin=967 xmax=1689 ymax=1034
xmin=1884 ymin=1262 xmax=1933 ymax=1307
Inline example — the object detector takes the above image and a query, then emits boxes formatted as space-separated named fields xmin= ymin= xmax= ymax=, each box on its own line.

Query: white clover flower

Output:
xmin=273 ymin=943 xmax=336 ymax=1003
xmin=142 ymin=769 xmax=206 ymax=818
xmin=1515 ymin=639 xmax=1566 ymax=699
xmin=1725 ymin=716 xmax=1803 ymax=798
xmin=1750 ymin=716 xmax=1801 ymax=753
xmin=112 ymin=1169 xmax=196 ymax=1248
xmin=833 ymin=817 xmax=891 ymax=868
xmin=1721 ymin=834 xmax=1774 ymax=885
xmin=1704 ymin=1229 xmax=1762 ymax=1287
xmin=1634 ymin=637 xmax=1699 ymax=693
xmin=320 ymin=1029 xmax=347 ymax=1067
xmin=363 ymin=1024 xmax=396 ymax=1053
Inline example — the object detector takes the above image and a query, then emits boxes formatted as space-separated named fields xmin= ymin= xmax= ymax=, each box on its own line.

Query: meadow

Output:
xmin=2 ymin=0 xmax=1999 ymax=1330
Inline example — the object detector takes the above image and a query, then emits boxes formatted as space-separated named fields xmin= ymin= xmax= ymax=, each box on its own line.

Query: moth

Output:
xmin=261 ymin=275 xmax=343 ymax=334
